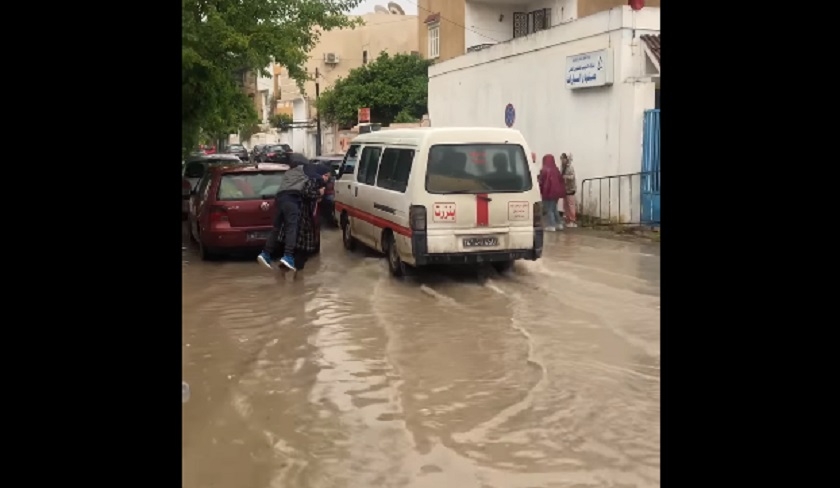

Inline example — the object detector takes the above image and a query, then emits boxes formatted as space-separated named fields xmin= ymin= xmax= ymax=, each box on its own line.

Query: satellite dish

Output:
xmin=387 ymin=2 xmax=405 ymax=15
xmin=374 ymin=5 xmax=389 ymax=14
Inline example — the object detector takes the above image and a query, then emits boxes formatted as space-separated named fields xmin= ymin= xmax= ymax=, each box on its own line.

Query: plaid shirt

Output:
xmin=277 ymin=179 xmax=321 ymax=253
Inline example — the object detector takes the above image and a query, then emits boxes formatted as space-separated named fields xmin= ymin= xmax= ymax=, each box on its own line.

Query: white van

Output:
xmin=334 ymin=127 xmax=544 ymax=276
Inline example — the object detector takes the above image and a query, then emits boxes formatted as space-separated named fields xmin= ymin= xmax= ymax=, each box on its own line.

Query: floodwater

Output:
xmin=182 ymin=225 xmax=660 ymax=488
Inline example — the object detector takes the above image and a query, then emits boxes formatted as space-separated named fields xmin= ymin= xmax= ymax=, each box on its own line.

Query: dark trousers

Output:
xmin=264 ymin=193 xmax=301 ymax=256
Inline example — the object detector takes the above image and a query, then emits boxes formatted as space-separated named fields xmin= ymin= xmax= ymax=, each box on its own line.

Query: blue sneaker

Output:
xmin=279 ymin=254 xmax=296 ymax=271
xmin=257 ymin=251 xmax=274 ymax=270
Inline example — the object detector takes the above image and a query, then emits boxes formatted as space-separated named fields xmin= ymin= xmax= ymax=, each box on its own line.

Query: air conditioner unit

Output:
xmin=324 ymin=53 xmax=339 ymax=64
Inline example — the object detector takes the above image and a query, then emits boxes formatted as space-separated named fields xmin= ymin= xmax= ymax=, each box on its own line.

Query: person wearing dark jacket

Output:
xmin=538 ymin=154 xmax=566 ymax=231
xmin=258 ymin=155 xmax=329 ymax=270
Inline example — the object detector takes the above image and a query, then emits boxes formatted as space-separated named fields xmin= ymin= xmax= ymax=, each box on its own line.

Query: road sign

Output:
xmin=358 ymin=107 xmax=371 ymax=123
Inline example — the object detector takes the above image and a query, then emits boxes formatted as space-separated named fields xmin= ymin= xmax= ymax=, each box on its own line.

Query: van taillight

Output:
xmin=209 ymin=205 xmax=228 ymax=223
xmin=533 ymin=202 xmax=542 ymax=228
xmin=409 ymin=205 xmax=426 ymax=231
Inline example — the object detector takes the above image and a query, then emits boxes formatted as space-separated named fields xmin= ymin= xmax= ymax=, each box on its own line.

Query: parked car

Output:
xmin=182 ymin=154 xmax=243 ymax=218
xmin=225 ymin=144 xmax=249 ymax=161
xmin=188 ymin=163 xmax=319 ymax=260
xmin=257 ymin=144 xmax=293 ymax=163
xmin=251 ymin=144 xmax=267 ymax=161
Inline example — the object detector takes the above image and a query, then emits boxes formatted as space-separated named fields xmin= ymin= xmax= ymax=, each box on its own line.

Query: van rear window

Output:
xmin=216 ymin=171 xmax=285 ymax=201
xmin=425 ymin=144 xmax=532 ymax=194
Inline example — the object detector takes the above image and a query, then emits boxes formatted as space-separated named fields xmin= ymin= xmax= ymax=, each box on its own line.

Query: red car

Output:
xmin=188 ymin=163 xmax=304 ymax=260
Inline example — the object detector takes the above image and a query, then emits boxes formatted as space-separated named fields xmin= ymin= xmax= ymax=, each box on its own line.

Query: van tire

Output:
xmin=492 ymin=260 xmax=515 ymax=274
xmin=341 ymin=215 xmax=356 ymax=251
xmin=385 ymin=232 xmax=409 ymax=277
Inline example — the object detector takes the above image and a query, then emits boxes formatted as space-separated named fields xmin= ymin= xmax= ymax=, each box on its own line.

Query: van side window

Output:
xmin=357 ymin=146 xmax=382 ymax=186
xmin=341 ymin=144 xmax=359 ymax=175
xmin=376 ymin=148 xmax=414 ymax=193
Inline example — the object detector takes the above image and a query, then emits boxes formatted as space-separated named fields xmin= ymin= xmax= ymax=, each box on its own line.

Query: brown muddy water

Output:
xmin=182 ymin=225 xmax=660 ymax=488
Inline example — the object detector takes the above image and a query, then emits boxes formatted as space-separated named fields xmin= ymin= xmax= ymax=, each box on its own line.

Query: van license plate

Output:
xmin=248 ymin=231 xmax=269 ymax=240
xmin=463 ymin=237 xmax=498 ymax=247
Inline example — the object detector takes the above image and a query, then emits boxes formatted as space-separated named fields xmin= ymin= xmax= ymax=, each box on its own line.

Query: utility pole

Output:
xmin=314 ymin=67 xmax=322 ymax=156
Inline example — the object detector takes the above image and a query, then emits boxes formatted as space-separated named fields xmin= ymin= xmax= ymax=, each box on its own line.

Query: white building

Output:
xmin=427 ymin=2 xmax=660 ymax=223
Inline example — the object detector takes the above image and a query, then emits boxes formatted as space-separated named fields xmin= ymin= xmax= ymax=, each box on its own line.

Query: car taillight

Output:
xmin=409 ymin=205 xmax=426 ymax=231
xmin=267 ymin=152 xmax=276 ymax=157
xmin=209 ymin=205 xmax=229 ymax=223
xmin=533 ymin=201 xmax=543 ymax=228
xmin=182 ymin=180 xmax=191 ymax=190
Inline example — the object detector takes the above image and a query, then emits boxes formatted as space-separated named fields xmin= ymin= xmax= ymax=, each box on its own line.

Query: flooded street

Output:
xmin=182 ymin=226 xmax=660 ymax=488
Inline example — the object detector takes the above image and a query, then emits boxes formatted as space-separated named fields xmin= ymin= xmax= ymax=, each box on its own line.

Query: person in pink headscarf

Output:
xmin=538 ymin=154 xmax=566 ymax=231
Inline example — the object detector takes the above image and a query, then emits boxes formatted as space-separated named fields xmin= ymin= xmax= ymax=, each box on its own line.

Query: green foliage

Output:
xmin=239 ymin=123 xmax=262 ymax=142
xmin=316 ymin=52 xmax=432 ymax=128
xmin=270 ymin=113 xmax=293 ymax=131
xmin=393 ymin=109 xmax=418 ymax=123
xmin=182 ymin=0 xmax=363 ymax=154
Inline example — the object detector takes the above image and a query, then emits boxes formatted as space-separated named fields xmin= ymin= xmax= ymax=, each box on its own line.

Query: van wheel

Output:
xmin=341 ymin=217 xmax=356 ymax=251
xmin=386 ymin=233 xmax=409 ymax=277
xmin=492 ymin=260 xmax=515 ymax=274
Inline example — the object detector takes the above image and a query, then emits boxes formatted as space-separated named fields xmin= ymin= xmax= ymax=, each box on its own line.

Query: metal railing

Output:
xmin=579 ymin=171 xmax=660 ymax=228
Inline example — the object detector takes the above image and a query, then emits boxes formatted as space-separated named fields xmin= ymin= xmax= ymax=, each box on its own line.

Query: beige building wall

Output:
xmin=274 ymin=12 xmax=419 ymax=115
xmin=417 ymin=0 xmax=466 ymax=63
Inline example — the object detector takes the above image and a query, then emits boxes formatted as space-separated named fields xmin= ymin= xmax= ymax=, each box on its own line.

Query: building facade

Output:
xmin=426 ymin=1 xmax=660 ymax=223
xmin=273 ymin=11 xmax=419 ymax=156
xmin=417 ymin=0 xmax=467 ymax=62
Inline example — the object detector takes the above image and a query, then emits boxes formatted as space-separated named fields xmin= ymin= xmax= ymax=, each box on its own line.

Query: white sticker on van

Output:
xmin=433 ymin=203 xmax=456 ymax=222
xmin=508 ymin=201 xmax=530 ymax=221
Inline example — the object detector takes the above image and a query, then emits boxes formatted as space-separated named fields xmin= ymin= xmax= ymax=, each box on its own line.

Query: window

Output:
xmin=357 ymin=146 xmax=382 ymax=186
xmin=655 ymin=88 xmax=661 ymax=110
xmin=362 ymin=50 xmax=368 ymax=65
xmin=514 ymin=8 xmax=551 ymax=38
xmin=340 ymin=144 xmax=360 ymax=176
xmin=425 ymin=144 xmax=533 ymax=194
xmin=428 ymin=23 xmax=440 ymax=59
xmin=376 ymin=148 xmax=415 ymax=193
xmin=196 ymin=174 xmax=212 ymax=201
xmin=184 ymin=162 xmax=205 ymax=179
xmin=216 ymin=171 xmax=286 ymax=201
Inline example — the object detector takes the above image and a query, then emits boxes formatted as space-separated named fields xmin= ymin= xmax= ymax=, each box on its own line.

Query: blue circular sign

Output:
xmin=504 ymin=103 xmax=515 ymax=127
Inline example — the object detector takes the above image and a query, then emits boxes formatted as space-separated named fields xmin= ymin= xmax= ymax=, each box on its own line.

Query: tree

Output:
xmin=316 ymin=52 xmax=432 ymax=129
xmin=182 ymin=0 xmax=363 ymax=155
xmin=270 ymin=113 xmax=293 ymax=131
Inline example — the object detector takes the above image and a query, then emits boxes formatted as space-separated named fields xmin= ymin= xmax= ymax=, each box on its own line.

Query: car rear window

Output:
xmin=216 ymin=171 xmax=285 ymax=201
xmin=425 ymin=143 xmax=533 ymax=194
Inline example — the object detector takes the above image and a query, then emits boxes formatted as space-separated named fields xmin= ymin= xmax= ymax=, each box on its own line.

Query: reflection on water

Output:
xmin=182 ymin=227 xmax=660 ymax=488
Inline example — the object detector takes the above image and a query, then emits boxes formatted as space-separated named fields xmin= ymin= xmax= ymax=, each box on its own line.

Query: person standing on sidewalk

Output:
xmin=561 ymin=153 xmax=578 ymax=228
xmin=538 ymin=154 xmax=565 ymax=231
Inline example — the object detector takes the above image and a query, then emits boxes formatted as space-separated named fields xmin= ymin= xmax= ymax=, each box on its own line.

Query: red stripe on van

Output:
xmin=335 ymin=202 xmax=413 ymax=237
xmin=476 ymin=194 xmax=489 ymax=227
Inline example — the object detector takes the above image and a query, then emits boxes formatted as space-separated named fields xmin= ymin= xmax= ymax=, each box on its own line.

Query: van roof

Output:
xmin=351 ymin=127 xmax=527 ymax=146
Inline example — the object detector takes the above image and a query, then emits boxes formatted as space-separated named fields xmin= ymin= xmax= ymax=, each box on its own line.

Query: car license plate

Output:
xmin=248 ymin=231 xmax=269 ymax=240
xmin=463 ymin=236 xmax=498 ymax=248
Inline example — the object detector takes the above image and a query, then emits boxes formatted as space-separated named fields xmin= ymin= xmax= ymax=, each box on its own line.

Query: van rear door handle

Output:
xmin=354 ymin=187 xmax=358 ymax=197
